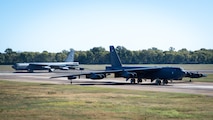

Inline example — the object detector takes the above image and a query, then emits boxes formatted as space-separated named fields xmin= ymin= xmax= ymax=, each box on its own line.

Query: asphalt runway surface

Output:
xmin=0 ymin=71 xmax=213 ymax=97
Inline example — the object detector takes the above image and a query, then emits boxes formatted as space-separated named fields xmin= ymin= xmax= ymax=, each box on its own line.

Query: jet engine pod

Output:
xmin=60 ymin=67 xmax=69 ymax=70
xmin=121 ymin=71 xmax=137 ymax=78
xmin=86 ymin=73 xmax=106 ymax=80
xmin=68 ymin=76 xmax=77 ymax=80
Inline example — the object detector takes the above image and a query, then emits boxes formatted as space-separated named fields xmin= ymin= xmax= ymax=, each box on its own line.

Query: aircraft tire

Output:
xmin=28 ymin=69 xmax=33 ymax=73
xmin=49 ymin=69 xmax=55 ymax=72
xmin=131 ymin=78 xmax=135 ymax=84
xmin=137 ymin=78 xmax=142 ymax=84
xmin=163 ymin=80 xmax=168 ymax=85
xmin=156 ymin=79 xmax=161 ymax=85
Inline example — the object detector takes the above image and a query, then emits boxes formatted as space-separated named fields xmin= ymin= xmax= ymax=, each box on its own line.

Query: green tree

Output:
xmin=163 ymin=51 xmax=175 ymax=64
xmin=1 ymin=47 xmax=213 ymax=65
xmin=116 ymin=46 xmax=132 ymax=64
xmin=4 ymin=48 xmax=18 ymax=64
xmin=76 ymin=51 xmax=88 ymax=64
xmin=55 ymin=53 xmax=66 ymax=62
xmin=90 ymin=47 xmax=107 ymax=64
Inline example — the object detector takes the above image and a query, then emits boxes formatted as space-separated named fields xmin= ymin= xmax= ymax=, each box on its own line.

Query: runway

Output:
xmin=0 ymin=72 xmax=213 ymax=96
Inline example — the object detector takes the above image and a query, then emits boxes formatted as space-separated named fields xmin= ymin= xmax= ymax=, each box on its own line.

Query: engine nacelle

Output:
xmin=121 ymin=71 xmax=137 ymax=78
xmin=79 ymin=68 xmax=84 ymax=70
xmin=60 ymin=67 xmax=69 ymax=70
xmin=86 ymin=73 xmax=106 ymax=80
xmin=48 ymin=68 xmax=55 ymax=72
xmin=68 ymin=76 xmax=77 ymax=80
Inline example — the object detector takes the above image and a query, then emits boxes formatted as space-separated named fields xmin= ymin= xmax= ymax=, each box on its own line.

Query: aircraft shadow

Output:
xmin=14 ymin=71 xmax=48 ymax=73
xmin=72 ymin=81 xmax=172 ymax=86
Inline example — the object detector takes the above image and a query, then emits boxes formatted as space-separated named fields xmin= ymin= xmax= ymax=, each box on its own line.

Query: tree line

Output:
xmin=0 ymin=46 xmax=213 ymax=65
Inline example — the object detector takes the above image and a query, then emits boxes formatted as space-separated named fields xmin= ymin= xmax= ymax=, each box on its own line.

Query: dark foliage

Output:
xmin=1 ymin=46 xmax=213 ymax=65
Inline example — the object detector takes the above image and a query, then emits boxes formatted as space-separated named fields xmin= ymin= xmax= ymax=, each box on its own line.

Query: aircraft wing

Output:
xmin=51 ymin=67 xmax=162 ymax=80
xmin=29 ymin=63 xmax=71 ymax=69
xmin=28 ymin=63 xmax=51 ymax=68
xmin=51 ymin=69 xmax=121 ymax=79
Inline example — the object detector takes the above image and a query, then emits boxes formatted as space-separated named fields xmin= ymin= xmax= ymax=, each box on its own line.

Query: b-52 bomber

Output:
xmin=12 ymin=49 xmax=80 ymax=72
xmin=51 ymin=46 xmax=206 ymax=85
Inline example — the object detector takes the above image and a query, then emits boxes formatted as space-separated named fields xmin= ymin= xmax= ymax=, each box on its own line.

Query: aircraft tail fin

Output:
xmin=110 ymin=46 xmax=122 ymax=68
xmin=65 ymin=49 xmax=75 ymax=62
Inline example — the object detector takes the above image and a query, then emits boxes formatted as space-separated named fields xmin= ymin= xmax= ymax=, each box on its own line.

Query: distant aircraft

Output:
xmin=12 ymin=49 xmax=79 ymax=72
xmin=51 ymin=46 xmax=206 ymax=85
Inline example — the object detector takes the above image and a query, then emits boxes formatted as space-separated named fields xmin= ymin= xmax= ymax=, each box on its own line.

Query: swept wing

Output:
xmin=51 ymin=67 xmax=162 ymax=80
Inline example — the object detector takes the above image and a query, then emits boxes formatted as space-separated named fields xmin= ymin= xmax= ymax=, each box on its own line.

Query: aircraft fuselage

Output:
xmin=106 ymin=66 xmax=185 ymax=81
xmin=12 ymin=62 xmax=79 ymax=71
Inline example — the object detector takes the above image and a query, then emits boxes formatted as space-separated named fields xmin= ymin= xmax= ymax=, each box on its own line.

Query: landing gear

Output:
xmin=155 ymin=79 xmax=161 ymax=85
xmin=130 ymin=78 xmax=136 ymax=84
xmin=163 ymin=79 xmax=168 ymax=85
xmin=137 ymin=78 xmax=142 ymax=84
xmin=154 ymin=79 xmax=169 ymax=85
xmin=130 ymin=78 xmax=142 ymax=84
xmin=28 ymin=69 xmax=33 ymax=73
xmin=48 ymin=69 xmax=55 ymax=72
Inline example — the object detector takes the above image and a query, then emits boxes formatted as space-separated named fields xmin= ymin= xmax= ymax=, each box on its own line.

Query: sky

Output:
xmin=0 ymin=0 xmax=213 ymax=53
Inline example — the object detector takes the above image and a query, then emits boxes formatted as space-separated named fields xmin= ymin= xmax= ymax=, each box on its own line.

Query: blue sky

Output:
xmin=0 ymin=0 xmax=212 ymax=52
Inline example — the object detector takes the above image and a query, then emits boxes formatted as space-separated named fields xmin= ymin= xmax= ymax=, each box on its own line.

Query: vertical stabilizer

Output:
xmin=65 ymin=49 xmax=75 ymax=62
xmin=110 ymin=46 xmax=122 ymax=68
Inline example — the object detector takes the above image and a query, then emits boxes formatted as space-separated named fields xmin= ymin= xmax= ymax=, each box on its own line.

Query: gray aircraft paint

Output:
xmin=12 ymin=49 xmax=79 ymax=72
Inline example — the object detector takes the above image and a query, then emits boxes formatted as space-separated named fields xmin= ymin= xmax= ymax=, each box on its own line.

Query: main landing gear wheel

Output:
xmin=130 ymin=78 xmax=136 ymax=84
xmin=137 ymin=78 xmax=142 ymax=84
xmin=156 ymin=79 xmax=161 ymax=85
xmin=48 ymin=69 xmax=54 ymax=72
xmin=28 ymin=69 xmax=33 ymax=73
xmin=163 ymin=80 xmax=168 ymax=85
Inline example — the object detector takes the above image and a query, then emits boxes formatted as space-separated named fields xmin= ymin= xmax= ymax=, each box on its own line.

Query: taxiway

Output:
xmin=0 ymin=72 xmax=212 ymax=96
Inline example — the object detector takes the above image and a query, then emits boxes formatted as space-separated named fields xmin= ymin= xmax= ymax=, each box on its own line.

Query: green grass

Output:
xmin=0 ymin=80 xmax=212 ymax=120
xmin=183 ymin=74 xmax=213 ymax=82
xmin=0 ymin=65 xmax=15 ymax=71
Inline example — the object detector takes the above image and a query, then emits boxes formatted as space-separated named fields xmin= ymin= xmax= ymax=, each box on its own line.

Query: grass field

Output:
xmin=0 ymin=65 xmax=14 ymax=71
xmin=0 ymin=80 xmax=212 ymax=120
xmin=182 ymin=74 xmax=213 ymax=82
